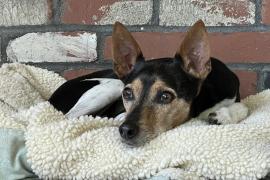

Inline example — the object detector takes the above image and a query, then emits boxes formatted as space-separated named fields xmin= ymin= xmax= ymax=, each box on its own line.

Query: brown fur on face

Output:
xmin=122 ymin=78 xmax=191 ymax=145
xmin=115 ymin=20 xmax=211 ymax=146
xmin=122 ymin=79 xmax=143 ymax=111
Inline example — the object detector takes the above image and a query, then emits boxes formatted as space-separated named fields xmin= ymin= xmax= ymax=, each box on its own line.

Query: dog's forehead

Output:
xmin=129 ymin=75 xmax=156 ymax=94
xmin=125 ymin=59 xmax=177 ymax=84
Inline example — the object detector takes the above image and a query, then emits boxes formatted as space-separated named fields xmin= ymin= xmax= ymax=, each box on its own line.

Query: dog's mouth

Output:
xmin=121 ymin=138 xmax=148 ymax=147
xmin=120 ymin=131 xmax=158 ymax=147
xmin=121 ymin=139 xmax=139 ymax=147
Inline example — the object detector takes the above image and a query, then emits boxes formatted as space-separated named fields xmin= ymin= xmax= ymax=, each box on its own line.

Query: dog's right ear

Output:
xmin=112 ymin=22 xmax=144 ymax=79
xmin=176 ymin=20 xmax=211 ymax=79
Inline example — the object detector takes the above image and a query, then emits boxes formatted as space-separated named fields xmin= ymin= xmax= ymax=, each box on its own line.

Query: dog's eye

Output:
xmin=122 ymin=87 xmax=134 ymax=101
xmin=157 ymin=91 xmax=174 ymax=104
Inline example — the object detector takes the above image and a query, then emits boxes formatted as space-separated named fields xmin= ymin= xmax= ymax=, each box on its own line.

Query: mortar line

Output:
xmin=264 ymin=72 xmax=270 ymax=89
xmin=227 ymin=63 xmax=270 ymax=71
xmin=257 ymin=71 xmax=265 ymax=92
xmin=96 ymin=32 xmax=108 ymax=61
xmin=3 ymin=61 xmax=270 ymax=71
xmin=0 ymin=36 xmax=9 ymax=62
xmin=255 ymin=0 xmax=262 ymax=25
xmin=151 ymin=0 xmax=160 ymax=25
xmin=51 ymin=0 xmax=62 ymax=24
xmin=3 ymin=24 xmax=270 ymax=34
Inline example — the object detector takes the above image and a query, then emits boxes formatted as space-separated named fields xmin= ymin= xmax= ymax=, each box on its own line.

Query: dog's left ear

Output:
xmin=176 ymin=20 xmax=211 ymax=79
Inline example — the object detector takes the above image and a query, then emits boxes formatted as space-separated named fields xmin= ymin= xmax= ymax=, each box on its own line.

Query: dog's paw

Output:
xmin=208 ymin=112 xmax=222 ymax=125
xmin=207 ymin=107 xmax=231 ymax=125
xmin=207 ymin=103 xmax=248 ymax=125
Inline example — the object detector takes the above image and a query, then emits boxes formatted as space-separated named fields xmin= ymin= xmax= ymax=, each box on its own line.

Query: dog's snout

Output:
xmin=119 ymin=124 xmax=138 ymax=140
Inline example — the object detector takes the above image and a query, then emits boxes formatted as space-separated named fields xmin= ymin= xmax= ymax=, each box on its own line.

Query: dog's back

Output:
xmin=190 ymin=57 xmax=240 ymax=117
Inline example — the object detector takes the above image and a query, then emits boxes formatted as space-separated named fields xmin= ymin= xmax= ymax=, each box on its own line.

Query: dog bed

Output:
xmin=0 ymin=63 xmax=270 ymax=180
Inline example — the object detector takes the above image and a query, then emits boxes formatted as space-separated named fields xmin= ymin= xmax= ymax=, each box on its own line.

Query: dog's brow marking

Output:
xmin=131 ymin=78 xmax=143 ymax=99
xmin=123 ymin=78 xmax=143 ymax=113
xmin=149 ymin=80 xmax=176 ymax=100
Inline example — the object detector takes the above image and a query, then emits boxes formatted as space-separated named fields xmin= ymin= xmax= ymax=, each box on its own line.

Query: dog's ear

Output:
xmin=112 ymin=22 xmax=144 ymax=79
xmin=176 ymin=20 xmax=211 ymax=79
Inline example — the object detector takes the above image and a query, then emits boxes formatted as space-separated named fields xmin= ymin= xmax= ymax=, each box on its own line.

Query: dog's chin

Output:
xmin=121 ymin=139 xmax=148 ymax=147
xmin=121 ymin=133 xmax=157 ymax=147
xmin=121 ymin=139 xmax=140 ymax=147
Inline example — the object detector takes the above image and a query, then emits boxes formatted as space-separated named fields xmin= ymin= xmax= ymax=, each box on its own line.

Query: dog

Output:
xmin=49 ymin=20 xmax=248 ymax=146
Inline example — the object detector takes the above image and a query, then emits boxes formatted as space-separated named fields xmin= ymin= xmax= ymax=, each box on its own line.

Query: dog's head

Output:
xmin=112 ymin=20 xmax=211 ymax=146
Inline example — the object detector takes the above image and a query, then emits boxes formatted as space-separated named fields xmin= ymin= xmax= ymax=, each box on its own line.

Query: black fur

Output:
xmin=49 ymin=56 xmax=239 ymax=120
xmin=49 ymin=69 xmax=124 ymax=117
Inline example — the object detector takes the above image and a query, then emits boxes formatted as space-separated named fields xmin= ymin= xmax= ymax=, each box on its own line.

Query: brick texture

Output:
xmin=7 ymin=32 xmax=97 ymax=63
xmin=234 ymin=71 xmax=257 ymax=98
xmin=104 ymin=32 xmax=270 ymax=63
xmin=0 ymin=0 xmax=269 ymax=98
xmin=62 ymin=69 xmax=102 ymax=80
xmin=0 ymin=0 xmax=51 ymax=26
xmin=159 ymin=0 xmax=255 ymax=26
xmin=62 ymin=0 xmax=152 ymax=25
xmin=262 ymin=0 xmax=270 ymax=24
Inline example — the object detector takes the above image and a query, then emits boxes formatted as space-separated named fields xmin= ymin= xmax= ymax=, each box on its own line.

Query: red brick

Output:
xmin=160 ymin=0 xmax=255 ymax=26
xmin=62 ymin=0 xmax=116 ymax=24
xmin=62 ymin=69 xmax=102 ymax=80
xmin=262 ymin=0 xmax=270 ymax=24
xmin=104 ymin=32 xmax=270 ymax=63
xmin=61 ymin=0 xmax=152 ymax=25
xmin=234 ymin=70 xmax=257 ymax=99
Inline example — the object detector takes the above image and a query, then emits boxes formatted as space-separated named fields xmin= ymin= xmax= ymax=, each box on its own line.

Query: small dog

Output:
xmin=49 ymin=20 xmax=248 ymax=146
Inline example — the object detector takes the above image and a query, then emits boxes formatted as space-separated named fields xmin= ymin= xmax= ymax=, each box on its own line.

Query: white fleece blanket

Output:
xmin=0 ymin=63 xmax=270 ymax=180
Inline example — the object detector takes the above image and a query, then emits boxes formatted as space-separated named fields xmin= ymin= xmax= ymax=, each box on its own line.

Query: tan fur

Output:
xmin=123 ymin=79 xmax=143 ymax=111
xmin=123 ymin=79 xmax=191 ymax=144
xmin=140 ymin=80 xmax=190 ymax=134
xmin=140 ymin=99 xmax=190 ymax=133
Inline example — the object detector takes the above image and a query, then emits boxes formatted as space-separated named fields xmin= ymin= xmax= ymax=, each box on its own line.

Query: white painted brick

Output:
xmin=96 ymin=1 xmax=153 ymax=25
xmin=159 ymin=0 xmax=255 ymax=26
xmin=0 ymin=0 xmax=50 ymax=26
xmin=7 ymin=32 xmax=97 ymax=63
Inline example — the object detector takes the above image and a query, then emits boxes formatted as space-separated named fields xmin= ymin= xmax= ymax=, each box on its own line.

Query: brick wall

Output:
xmin=0 ymin=0 xmax=270 ymax=98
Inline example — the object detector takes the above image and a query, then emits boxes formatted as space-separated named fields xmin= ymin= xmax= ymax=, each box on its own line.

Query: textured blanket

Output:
xmin=0 ymin=63 xmax=270 ymax=180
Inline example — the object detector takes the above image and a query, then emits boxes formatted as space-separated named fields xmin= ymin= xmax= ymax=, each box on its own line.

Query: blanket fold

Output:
xmin=0 ymin=63 xmax=270 ymax=180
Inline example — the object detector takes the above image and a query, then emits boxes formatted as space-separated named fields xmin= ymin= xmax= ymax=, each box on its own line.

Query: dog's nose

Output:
xmin=119 ymin=124 xmax=138 ymax=140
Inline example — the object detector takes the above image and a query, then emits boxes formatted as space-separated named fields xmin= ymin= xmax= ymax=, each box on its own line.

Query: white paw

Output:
xmin=208 ymin=107 xmax=231 ymax=125
xmin=208 ymin=103 xmax=249 ymax=125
